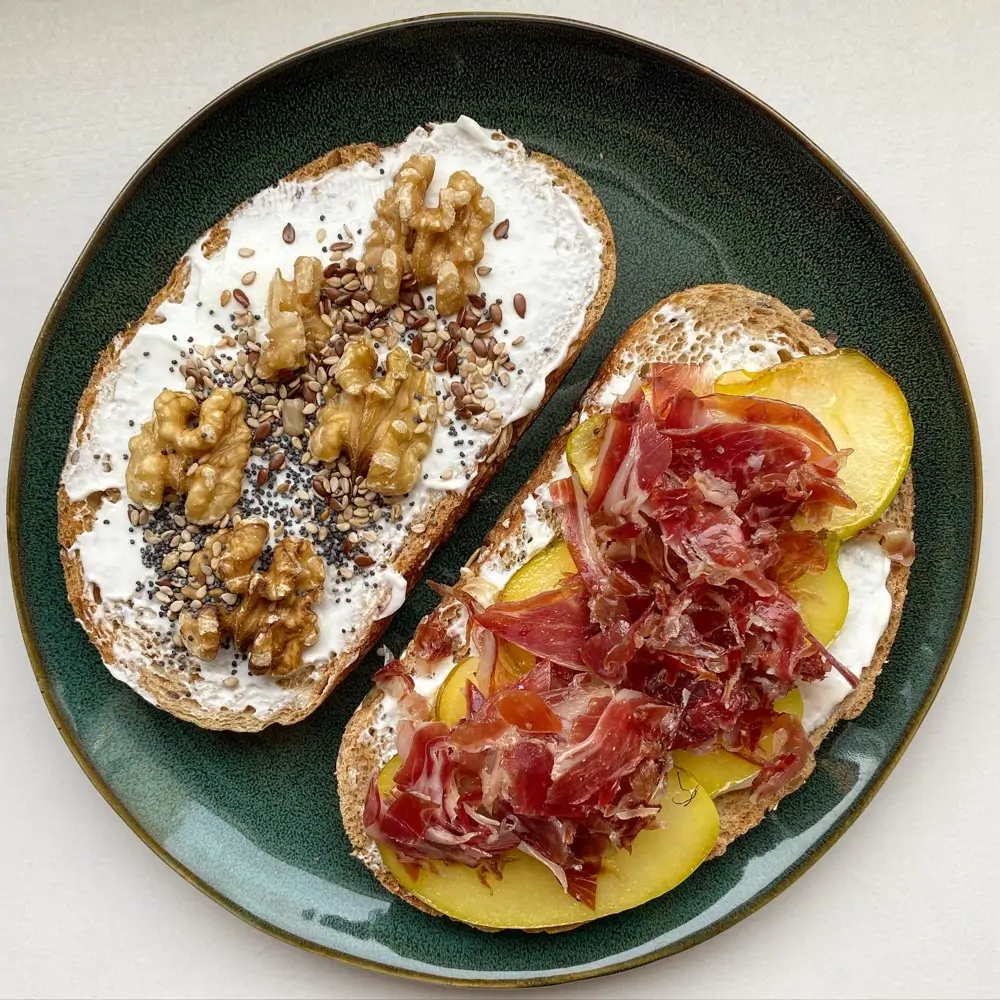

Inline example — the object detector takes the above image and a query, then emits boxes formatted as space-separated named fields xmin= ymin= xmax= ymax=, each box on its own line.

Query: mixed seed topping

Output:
xmin=107 ymin=168 xmax=531 ymax=686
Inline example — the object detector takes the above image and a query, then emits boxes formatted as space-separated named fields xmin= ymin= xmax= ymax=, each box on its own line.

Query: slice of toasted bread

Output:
xmin=336 ymin=283 xmax=913 ymax=928
xmin=58 ymin=121 xmax=615 ymax=731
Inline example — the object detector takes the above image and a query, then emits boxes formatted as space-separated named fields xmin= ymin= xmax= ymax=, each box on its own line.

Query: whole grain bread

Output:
xmin=336 ymin=283 xmax=913 ymax=927
xmin=58 ymin=133 xmax=616 ymax=732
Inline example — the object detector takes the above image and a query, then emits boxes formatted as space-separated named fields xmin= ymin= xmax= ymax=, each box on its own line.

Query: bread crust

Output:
xmin=336 ymin=283 xmax=913 ymax=927
xmin=58 ymin=134 xmax=616 ymax=732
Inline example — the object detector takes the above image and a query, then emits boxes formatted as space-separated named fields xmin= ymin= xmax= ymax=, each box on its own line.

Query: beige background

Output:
xmin=2 ymin=1 xmax=997 ymax=997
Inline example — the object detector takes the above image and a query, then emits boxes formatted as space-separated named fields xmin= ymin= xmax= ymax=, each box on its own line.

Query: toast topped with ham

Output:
xmin=337 ymin=284 xmax=914 ymax=930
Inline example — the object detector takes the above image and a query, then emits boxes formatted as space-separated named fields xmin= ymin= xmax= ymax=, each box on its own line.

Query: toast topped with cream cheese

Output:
xmin=58 ymin=117 xmax=615 ymax=731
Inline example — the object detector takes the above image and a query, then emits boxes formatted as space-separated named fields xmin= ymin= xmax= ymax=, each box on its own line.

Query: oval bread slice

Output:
xmin=337 ymin=283 xmax=913 ymax=929
xmin=58 ymin=122 xmax=616 ymax=731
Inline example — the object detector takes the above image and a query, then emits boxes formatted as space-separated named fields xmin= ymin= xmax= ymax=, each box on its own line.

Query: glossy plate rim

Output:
xmin=7 ymin=12 xmax=982 ymax=989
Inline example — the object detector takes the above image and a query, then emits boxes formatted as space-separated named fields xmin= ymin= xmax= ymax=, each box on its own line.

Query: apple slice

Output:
xmin=500 ymin=538 xmax=577 ymax=602
xmin=672 ymin=690 xmax=804 ymax=797
xmin=377 ymin=758 xmax=719 ymax=929
xmin=715 ymin=350 xmax=913 ymax=538
xmin=566 ymin=414 xmax=608 ymax=492
xmin=500 ymin=539 xmax=578 ymax=602
xmin=435 ymin=656 xmax=478 ymax=727
xmin=786 ymin=537 xmax=849 ymax=647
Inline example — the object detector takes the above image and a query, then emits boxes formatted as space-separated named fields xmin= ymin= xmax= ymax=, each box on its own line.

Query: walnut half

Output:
xmin=126 ymin=387 xmax=251 ymax=526
xmin=180 ymin=531 xmax=326 ymax=676
xmin=256 ymin=256 xmax=328 ymax=381
xmin=309 ymin=336 xmax=435 ymax=495
xmin=221 ymin=537 xmax=326 ymax=676
xmin=363 ymin=155 xmax=494 ymax=315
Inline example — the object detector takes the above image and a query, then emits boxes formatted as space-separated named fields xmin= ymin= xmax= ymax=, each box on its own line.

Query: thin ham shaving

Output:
xmin=473 ymin=623 xmax=499 ymax=697
xmin=651 ymin=364 xmax=714 ymax=418
xmin=773 ymin=530 xmax=829 ymax=585
xmin=867 ymin=523 xmax=916 ymax=566
xmin=701 ymin=393 xmax=839 ymax=454
xmin=475 ymin=575 xmax=595 ymax=669
xmin=551 ymin=473 xmax=645 ymax=626
xmin=410 ymin=603 xmax=465 ymax=673
xmin=588 ymin=379 xmax=643 ymax=512
xmin=748 ymin=714 xmax=812 ymax=802
xmin=547 ymin=690 xmax=649 ymax=808
xmin=366 ymin=361 xmax=876 ymax=907
xmin=551 ymin=474 xmax=611 ymax=594
xmin=398 ymin=690 xmax=433 ymax=721
xmin=373 ymin=660 xmax=414 ymax=701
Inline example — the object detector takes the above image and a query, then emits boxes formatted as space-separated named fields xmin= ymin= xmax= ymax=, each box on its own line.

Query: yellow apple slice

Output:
xmin=672 ymin=690 xmax=804 ymax=798
xmin=435 ymin=656 xmax=478 ymax=727
xmin=714 ymin=369 xmax=757 ymax=388
xmin=714 ymin=350 xmax=913 ymax=538
xmin=566 ymin=414 xmax=608 ymax=493
xmin=500 ymin=539 xmax=578 ymax=602
xmin=786 ymin=537 xmax=849 ymax=647
xmin=377 ymin=758 xmax=719 ymax=929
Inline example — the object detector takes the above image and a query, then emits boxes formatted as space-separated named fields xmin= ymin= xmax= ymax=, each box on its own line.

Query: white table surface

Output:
xmin=2 ymin=1 xmax=997 ymax=997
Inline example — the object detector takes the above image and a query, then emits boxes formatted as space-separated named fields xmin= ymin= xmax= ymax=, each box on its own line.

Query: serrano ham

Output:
xmin=365 ymin=363 xmax=863 ymax=906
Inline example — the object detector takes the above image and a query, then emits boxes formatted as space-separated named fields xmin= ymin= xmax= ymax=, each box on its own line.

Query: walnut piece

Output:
xmin=364 ymin=154 xmax=434 ymax=305
xmin=179 ymin=605 xmax=222 ymax=661
xmin=182 ymin=528 xmax=325 ymax=674
xmin=410 ymin=170 xmax=494 ymax=315
xmin=257 ymin=256 xmax=328 ymax=381
xmin=221 ymin=537 xmax=326 ymax=676
xmin=309 ymin=336 xmax=435 ymax=495
xmin=189 ymin=519 xmax=269 ymax=595
xmin=126 ymin=387 xmax=251 ymax=525
xmin=363 ymin=155 xmax=494 ymax=315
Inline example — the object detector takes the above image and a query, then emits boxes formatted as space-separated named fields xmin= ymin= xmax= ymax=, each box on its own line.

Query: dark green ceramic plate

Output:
xmin=9 ymin=14 xmax=979 ymax=988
